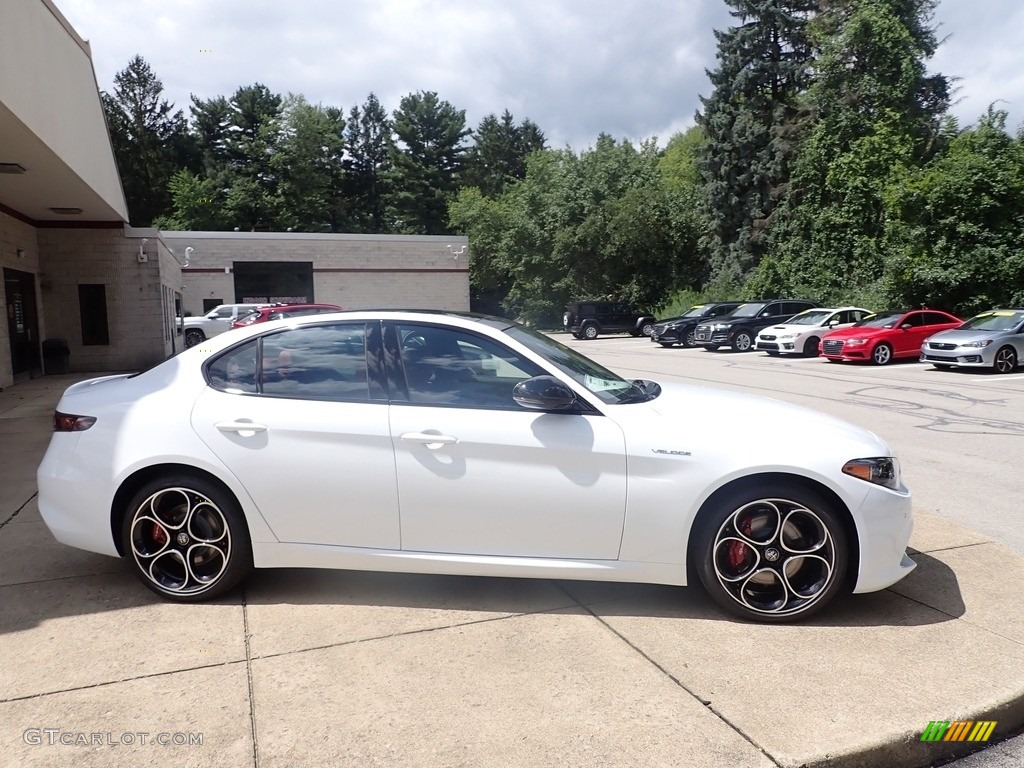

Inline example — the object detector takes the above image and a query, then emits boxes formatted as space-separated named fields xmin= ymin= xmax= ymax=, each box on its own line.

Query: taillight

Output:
xmin=53 ymin=411 xmax=96 ymax=432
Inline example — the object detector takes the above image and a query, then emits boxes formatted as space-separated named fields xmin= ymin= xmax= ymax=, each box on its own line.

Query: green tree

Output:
xmin=343 ymin=93 xmax=393 ymax=234
xmin=101 ymin=55 xmax=191 ymax=226
xmin=696 ymin=0 xmax=817 ymax=287
xmin=388 ymin=91 xmax=470 ymax=234
xmin=462 ymin=110 xmax=547 ymax=197
xmin=273 ymin=95 xmax=347 ymax=232
xmin=883 ymin=108 xmax=1024 ymax=314
xmin=754 ymin=0 xmax=950 ymax=303
xmin=222 ymin=84 xmax=284 ymax=230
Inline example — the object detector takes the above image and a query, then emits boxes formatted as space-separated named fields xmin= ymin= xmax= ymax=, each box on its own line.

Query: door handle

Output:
xmin=215 ymin=421 xmax=267 ymax=437
xmin=400 ymin=431 xmax=458 ymax=448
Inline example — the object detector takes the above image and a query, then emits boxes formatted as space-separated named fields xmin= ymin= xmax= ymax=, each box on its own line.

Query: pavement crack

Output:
xmin=242 ymin=590 xmax=259 ymax=768
xmin=568 ymin=596 xmax=782 ymax=767
xmin=0 ymin=492 xmax=37 ymax=532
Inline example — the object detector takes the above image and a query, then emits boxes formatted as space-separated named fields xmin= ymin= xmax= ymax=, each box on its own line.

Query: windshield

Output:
xmin=728 ymin=302 xmax=767 ymax=318
xmin=680 ymin=305 xmax=708 ymax=318
xmin=960 ymin=310 xmax=1024 ymax=332
xmin=787 ymin=310 xmax=832 ymax=326
xmin=854 ymin=313 xmax=905 ymax=329
xmin=505 ymin=326 xmax=651 ymax=404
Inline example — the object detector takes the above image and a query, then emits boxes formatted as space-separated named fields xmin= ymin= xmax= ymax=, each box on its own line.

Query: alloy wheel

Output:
xmin=994 ymin=346 xmax=1018 ymax=374
xmin=872 ymin=343 xmax=893 ymax=365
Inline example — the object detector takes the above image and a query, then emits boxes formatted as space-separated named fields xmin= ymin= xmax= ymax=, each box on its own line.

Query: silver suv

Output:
xmin=181 ymin=304 xmax=269 ymax=347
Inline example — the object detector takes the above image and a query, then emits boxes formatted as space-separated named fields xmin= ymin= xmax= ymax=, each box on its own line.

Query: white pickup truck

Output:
xmin=181 ymin=304 xmax=268 ymax=347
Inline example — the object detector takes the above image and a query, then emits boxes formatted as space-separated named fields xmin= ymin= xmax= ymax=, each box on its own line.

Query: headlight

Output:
xmin=846 ymin=338 xmax=867 ymax=346
xmin=842 ymin=457 xmax=901 ymax=490
xmin=712 ymin=323 xmax=730 ymax=331
xmin=961 ymin=339 xmax=993 ymax=348
xmin=778 ymin=333 xmax=795 ymax=340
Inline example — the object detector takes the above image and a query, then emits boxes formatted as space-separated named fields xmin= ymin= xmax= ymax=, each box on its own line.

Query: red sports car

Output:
xmin=819 ymin=309 xmax=962 ymax=365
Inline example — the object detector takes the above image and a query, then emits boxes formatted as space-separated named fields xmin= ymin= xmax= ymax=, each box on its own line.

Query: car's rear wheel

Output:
xmin=732 ymin=331 xmax=753 ymax=352
xmin=184 ymin=329 xmax=205 ymax=348
xmin=683 ymin=329 xmax=697 ymax=348
xmin=693 ymin=482 xmax=849 ymax=623
xmin=802 ymin=337 xmax=820 ymax=357
xmin=582 ymin=323 xmax=599 ymax=340
xmin=994 ymin=346 xmax=1018 ymax=374
xmin=640 ymin=322 xmax=654 ymax=337
xmin=871 ymin=342 xmax=893 ymax=365
xmin=122 ymin=476 xmax=252 ymax=602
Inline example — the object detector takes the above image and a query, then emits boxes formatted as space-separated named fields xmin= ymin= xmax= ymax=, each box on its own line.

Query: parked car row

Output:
xmin=180 ymin=303 xmax=344 ymax=347
xmin=566 ymin=298 xmax=1024 ymax=374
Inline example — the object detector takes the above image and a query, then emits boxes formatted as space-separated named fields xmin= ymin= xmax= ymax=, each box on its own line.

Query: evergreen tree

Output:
xmin=696 ymin=0 xmax=817 ymax=287
xmin=462 ymin=110 xmax=547 ymax=197
xmin=222 ymin=84 xmax=284 ymax=230
xmin=388 ymin=91 xmax=470 ymax=234
xmin=754 ymin=0 xmax=950 ymax=303
xmin=343 ymin=93 xmax=393 ymax=234
xmin=101 ymin=55 xmax=191 ymax=226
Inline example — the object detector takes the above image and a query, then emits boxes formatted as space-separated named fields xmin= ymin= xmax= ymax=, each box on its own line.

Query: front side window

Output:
xmin=396 ymin=324 xmax=543 ymax=409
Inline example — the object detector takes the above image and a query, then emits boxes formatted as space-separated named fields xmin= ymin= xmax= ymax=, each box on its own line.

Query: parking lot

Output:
xmin=1 ymin=342 xmax=1023 ymax=768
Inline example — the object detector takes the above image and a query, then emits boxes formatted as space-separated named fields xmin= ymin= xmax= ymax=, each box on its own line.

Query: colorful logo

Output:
xmin=920 ymin=721 xmax=997 ymax=742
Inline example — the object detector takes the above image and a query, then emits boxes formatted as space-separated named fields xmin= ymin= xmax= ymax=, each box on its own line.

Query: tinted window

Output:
xmin=922 ymin=312 xmax=954 ymax=326
xmin=208 ymin=341 xmax=259 ymax=394
xmin=731 ymin=302 xmax=768 ymax=318
xmin=261 ymin=324 xmax=370 ymax=401
xmin=397 ymin=324 xmax=544 ymax=409
xmin=901 ymin=313 xmax=924 ymax=328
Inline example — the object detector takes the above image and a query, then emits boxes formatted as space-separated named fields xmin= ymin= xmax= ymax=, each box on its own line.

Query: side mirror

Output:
xmin=900 ymin=323 xmax=913 ymax=330
xmin=513 ymin=376 xmax=578 ymax=412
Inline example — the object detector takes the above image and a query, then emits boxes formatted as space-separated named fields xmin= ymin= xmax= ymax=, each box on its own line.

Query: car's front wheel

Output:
xmin=871 ymin=342 xmax=893 ymax=365
xmin=802 ymin=337 xmax=820 ymax=357
xmin=122 ymin=476 xmax=253 ymax=602
xmin=732 ymin=331 xmax=753 ymax=352
xmin=659 ymin=342 xmax=675 ymax=348
xmin=994 ymin=346 xmax=1018 ymax=374
xmin=693 ymin=482 xmax=849 ymax=623
xmin=184 ymin=329 xmax=205 ymax=348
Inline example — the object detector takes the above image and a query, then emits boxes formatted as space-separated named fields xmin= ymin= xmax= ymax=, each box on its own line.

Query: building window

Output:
xmin=78 ymin=284 xmax=109 ymax=345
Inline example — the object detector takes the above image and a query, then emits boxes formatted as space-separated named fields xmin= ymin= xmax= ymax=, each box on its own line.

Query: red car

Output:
xmin=819 ymin=309 xmax=962 ymax=365
xmin=231 ymin=303 xmax=344 ymax=328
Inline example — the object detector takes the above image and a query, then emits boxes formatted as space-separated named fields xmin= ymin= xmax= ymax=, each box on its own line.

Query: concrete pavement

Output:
xmin=1 ymin=374 xmax=1023 ymax=768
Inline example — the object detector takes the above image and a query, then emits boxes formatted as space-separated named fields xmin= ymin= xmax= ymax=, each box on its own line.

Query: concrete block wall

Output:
xmin=163 ymin=232 xmax=470 ymax=317
xmin=36 ymin=228 xmax=175 ymax=372
xmin=0 ymin=211 xmax=43 ymax=389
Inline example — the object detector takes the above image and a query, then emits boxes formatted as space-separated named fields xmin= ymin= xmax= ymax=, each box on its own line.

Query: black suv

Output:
xmin=563 ymin=301 xmax=657 ymax=340
xmin=694 ymin=300 xmax=820 ymax=352
xmin=649 ymin=302 xmax=743 ymax=348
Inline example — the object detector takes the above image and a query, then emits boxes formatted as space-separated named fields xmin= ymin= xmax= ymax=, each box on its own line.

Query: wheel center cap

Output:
xmin=765 ymin=548 xmax=780 ymax=562
xmin=176 ymin=532 xmax=190 ymax=546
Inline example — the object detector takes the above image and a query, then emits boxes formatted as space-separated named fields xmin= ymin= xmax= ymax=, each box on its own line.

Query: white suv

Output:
xmin=181 ymin=304 xmax=269 ymax=347
xmin=755 ymin=307 xmax=872 ymax=357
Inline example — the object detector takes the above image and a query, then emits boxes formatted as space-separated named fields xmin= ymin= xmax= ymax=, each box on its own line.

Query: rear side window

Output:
xmin=207 ymin=323 xmax=372 ymax=401
xmin=922 ymin=312 xmax=953 ymax=326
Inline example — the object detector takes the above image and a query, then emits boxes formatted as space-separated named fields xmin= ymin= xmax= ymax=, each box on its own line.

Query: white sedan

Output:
xmin=756 ymin=307 xmax=872 ymax=357
xmin=37 ymin=311 xmax=914 ymax=622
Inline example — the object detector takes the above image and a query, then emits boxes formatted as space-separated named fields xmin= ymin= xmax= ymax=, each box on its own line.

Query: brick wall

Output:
xmin=163 ymin=232 xmax=470 ymax=317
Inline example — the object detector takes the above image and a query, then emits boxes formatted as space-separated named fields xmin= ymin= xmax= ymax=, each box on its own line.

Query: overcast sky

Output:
xmin=56 ymin=0 xmax=1024 ymax=151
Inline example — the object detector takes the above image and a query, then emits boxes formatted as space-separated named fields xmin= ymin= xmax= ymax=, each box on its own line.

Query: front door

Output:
xmin=4 ymin=268 xmax=41 ymax=382
xmin=388 ymin=322 xmax=628 ymax=559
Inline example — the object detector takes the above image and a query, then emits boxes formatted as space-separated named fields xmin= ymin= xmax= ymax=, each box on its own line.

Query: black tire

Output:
xmin=659 ymin=342 xmax=675 ymax=348
xmin=692 ymin=481 xmax=849 ymax=623
xmin=683 ymin=328 xmax=697 ymax=348
xmin=185 ymin=329 xmax=205 ymax=348
xmin=871 ymin=342 xmax=893 ymax=366
xmin=122 ymin=475 xmax=253 ymax=602
xmin=640 ymin=321 xmax=655 ymax=337
xmin=802 ymin=337 xmax=820 ymax=357
xmin=731 ymin=331 xmax=754 ymax=352
xmin=571 ymin=332 xmax=583 ymax=339
xmin=993 ymin=346 xmax=1018 ymax=374
xmin=582 ymin=323 xmax=599 ymax=340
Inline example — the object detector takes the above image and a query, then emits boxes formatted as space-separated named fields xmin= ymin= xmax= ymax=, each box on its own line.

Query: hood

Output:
xmin=926 ymin=328 xmax=1001 ymax=343
xmin=634 ymin=381 xmax=889 ymax=455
